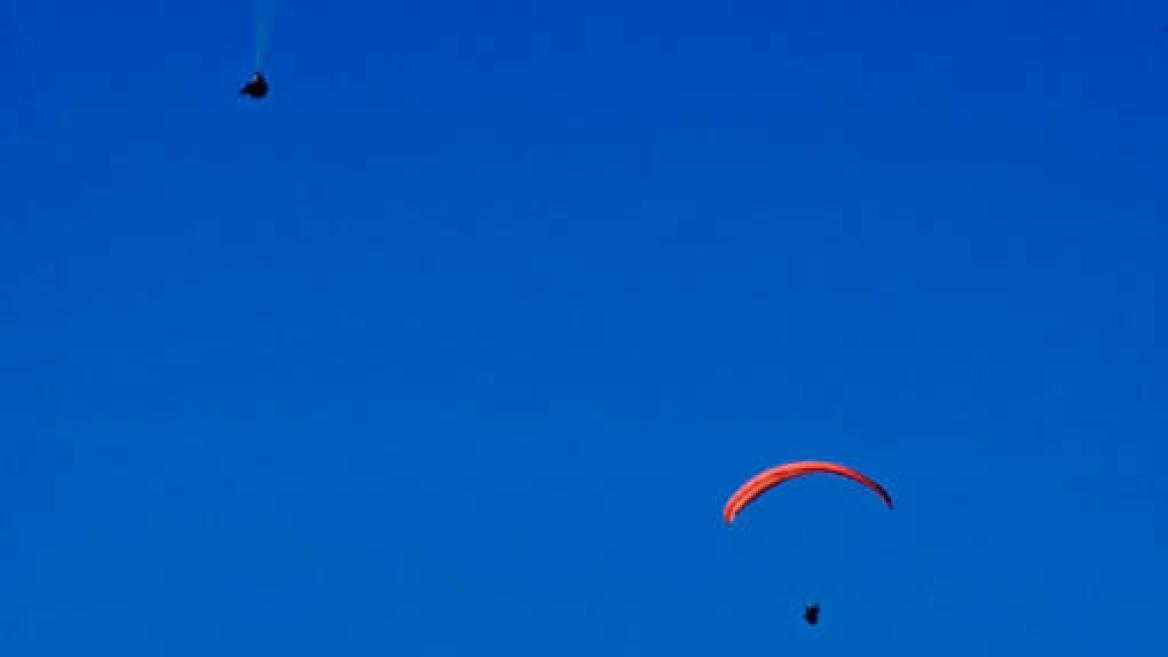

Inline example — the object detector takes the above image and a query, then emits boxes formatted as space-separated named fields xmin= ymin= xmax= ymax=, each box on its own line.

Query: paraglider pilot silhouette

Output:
xmin=723 ymin=461 xmax=893 ymax=627
xmin=240 ymin=72 xmax=269 ymax=99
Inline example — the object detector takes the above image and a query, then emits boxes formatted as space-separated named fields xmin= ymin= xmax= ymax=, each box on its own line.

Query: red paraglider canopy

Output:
xmin=723 ymin=460 xmax=893 ymax=524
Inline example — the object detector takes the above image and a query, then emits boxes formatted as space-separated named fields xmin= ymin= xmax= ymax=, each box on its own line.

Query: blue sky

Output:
xmin=2 ymin=0 xmax=1166 ymax=654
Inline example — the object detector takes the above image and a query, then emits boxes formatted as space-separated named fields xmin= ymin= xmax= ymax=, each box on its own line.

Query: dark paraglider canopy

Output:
xmin=804 ymin=603 xmax=821 ymax=626
xmin=240 ymin=72 xmax=269 ymax=99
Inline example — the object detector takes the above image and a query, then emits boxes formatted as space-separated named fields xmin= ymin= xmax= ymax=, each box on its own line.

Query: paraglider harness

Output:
xmin=240 ymin=72 xmax=269 ymax=99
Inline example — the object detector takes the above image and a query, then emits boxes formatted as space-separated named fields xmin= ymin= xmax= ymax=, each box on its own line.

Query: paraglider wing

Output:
xmin=723 ymin=460 xmax=893 ymax=524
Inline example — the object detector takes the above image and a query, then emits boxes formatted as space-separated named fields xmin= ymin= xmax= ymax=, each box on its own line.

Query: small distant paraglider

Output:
xmin=239 ymin=71 xmax=269 ymax=99
xmin=723 ymin=460 xmax=893 ymax=627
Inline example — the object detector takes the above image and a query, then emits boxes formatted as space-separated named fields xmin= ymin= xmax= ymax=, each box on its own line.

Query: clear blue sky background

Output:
xmin=2 ymin=0 xmax=1166 ymax=654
